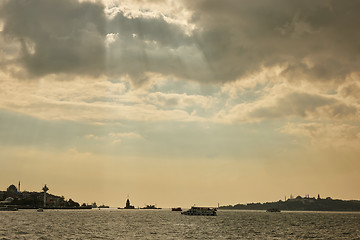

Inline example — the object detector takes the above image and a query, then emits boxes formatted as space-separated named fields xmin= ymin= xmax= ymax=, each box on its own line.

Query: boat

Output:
xmin=0 ymin=197 xmax=17 ymax=211
xmin=172 ymin=207 xmax=182 ymax=211
xmin=37 ymin=208 xmax=44 ymax=212
xmin=181 ymin=207 xmax=217 ymax=216
xmin=141 ymin=205 xmax=161 ymax=209
xmin=266 ymin=208 xmax=281 ymax=212
xmin=98 ymin=205 xmax=109 ymax=208
xmin=0 ymin=206 xmax=18 ymax=211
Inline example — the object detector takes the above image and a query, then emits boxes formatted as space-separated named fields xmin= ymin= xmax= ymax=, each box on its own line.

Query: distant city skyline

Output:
xmin=0 ymin=182 xmax=348 ymax=209
xmin=0 ymin=0 xmax=359 ymax=208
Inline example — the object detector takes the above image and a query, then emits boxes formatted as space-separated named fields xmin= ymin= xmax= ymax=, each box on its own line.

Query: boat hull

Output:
xmin=181 ymin=211 xmax=216 ymax=216
xmin=172 ymin=207 xmax=182 ymax=211
xmin=181 ymin=207 xmax=217 ymax=216
xmin=0 ymin=206 xmax=18 ymax=211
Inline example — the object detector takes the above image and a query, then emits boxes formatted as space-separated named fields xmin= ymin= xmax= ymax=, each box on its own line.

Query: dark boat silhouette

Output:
xmin=98 ymin=205 xmax=109 ymax=208
xmin=172 ymin=207 xmax=182 ymax=211
xmin=141 ymin=204 xmax=161 ymax=209
xmin=0 ymin=205 xmax=18 ymax=211
xmin=181 ymin=207 xmax=217 ymax=216
xmin=266 ymin=208 xmax=281 ymax=212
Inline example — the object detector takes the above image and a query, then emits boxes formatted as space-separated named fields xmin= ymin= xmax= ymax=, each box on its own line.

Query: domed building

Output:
xmin=7 ymin=185 xmax=17 ymax=194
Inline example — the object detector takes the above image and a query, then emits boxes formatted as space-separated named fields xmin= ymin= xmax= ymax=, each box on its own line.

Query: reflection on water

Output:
xmin=0 ymin=209 xmax=359 ymax=239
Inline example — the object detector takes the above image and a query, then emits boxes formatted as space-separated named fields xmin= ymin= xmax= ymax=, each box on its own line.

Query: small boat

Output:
xmin=141 ymin=205 xmax=161 ymax=209
xmin=181 ymin=207 xmax=217 ymax=216
xmin=172 ymin=207 xmax=182 ymax=211
xmin=266 ymin=208 xmax=281 ymax=212
xmin=0 ymin=206 xmax=18 ymax=211
xmin=37 ymin=208 xmax=44 ymax=212
xmin=98 ymin=205 xmax=109 ymax=208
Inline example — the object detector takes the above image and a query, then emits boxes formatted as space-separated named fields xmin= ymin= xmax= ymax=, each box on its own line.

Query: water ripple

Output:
xmin=0 ymin=210 xmax=359 ymax=239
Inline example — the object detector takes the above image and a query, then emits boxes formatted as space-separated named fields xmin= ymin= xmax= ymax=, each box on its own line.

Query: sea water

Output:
xmin=1 ymin=209 xmax=359 ymax=239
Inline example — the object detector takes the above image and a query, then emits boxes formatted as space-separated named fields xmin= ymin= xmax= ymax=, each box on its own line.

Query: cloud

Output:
xmin=0 ymin=0 xmax=359 ymax=128
xmin=281 ymin=122 xmax=360 ymax=150
xmin=105 ymin=11 xmax=213 ymax=86
xmin=339 ymin=78 xmax=360 ymax=101
xmin=84 ymin=134 xmax=101 ymax=140
xmin=0 ymin=73 xmax=208 ymax=123
xmin=216 ymin=90 xmax=359 ymax=123
xmin=108 ymin=132 xmax=143 ymax=144
xmin=2 ymin=0 xmax=358 ymax=86
xmin=84 ymin=132 xmax=143 ymax=144
xmin=144 ymin=92 xmax=214 ymax=110
xmin=249 ymin=92 xmax=358 ymax=120
xmin=107 ymin=11 xmax=191 ymax=49
xmin=184 ymin=0 xmax=360 ymax=84
xmin=0 ymin=0 xmax=106 ymax=77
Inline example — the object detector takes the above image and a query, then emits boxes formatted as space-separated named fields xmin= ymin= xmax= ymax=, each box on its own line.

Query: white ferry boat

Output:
xmin=181 ymin=207 xmax=217 ymax=216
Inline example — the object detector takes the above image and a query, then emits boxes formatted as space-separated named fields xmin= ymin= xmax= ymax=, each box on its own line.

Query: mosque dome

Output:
xmin=7 ymin=185 xmax=17 ymax=193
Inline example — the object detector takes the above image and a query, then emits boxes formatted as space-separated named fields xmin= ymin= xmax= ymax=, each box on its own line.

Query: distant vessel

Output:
xmin=181 ymin=207 xmax=217 ymax=216
xmin=172 ymin=207 xmax=182 ymax=211
xmin=0 ymin=197 xmax=17 ymax=211
xmin=266 ymin=208 xmax=281 ymax=212
xmin=0 ymin=206 xmax=18 ymax=211
xmin=98 ymin=205 xmax=109 ymax=208
xmin=141 ymin=205 xmax=161 ymax=209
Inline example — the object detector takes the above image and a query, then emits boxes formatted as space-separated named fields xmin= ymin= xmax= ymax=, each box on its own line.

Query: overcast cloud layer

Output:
xmin=0 ymin=0 xmax=359 ymax=84
xmin=0 ymin=0 xmax=105 ymax=77
xmin=0 ymin=0 xmax=359 ymax=135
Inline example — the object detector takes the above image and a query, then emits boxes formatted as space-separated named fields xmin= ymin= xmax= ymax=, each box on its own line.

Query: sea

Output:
xmin=1 ymin=209 xmax=359 ymax=239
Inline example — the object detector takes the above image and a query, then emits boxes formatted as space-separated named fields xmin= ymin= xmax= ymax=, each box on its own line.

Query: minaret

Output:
xmin=42 ymin=184 xmax=49 ymax=208
xmin=18 ymin=181 xmax=21 ymax=193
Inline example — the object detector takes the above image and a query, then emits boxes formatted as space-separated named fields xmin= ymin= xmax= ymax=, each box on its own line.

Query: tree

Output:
xmin=68 ymin=198 xmax=80 ymax=207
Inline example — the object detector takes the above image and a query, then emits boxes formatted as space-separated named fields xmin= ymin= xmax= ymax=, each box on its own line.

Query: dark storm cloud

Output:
xmin=102 ymin=0 xmax=360 ymax=84
xmin=0 ymin=0 xmax=105 ymax=77
xmin=184 ymin=0 xmax=360 ymax=83
xmin=1 ymin=0 xmax=359 ymax=84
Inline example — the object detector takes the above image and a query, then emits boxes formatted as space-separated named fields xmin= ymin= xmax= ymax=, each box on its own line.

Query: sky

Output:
xmin=0 ymin=0 xmax=359 ymax=208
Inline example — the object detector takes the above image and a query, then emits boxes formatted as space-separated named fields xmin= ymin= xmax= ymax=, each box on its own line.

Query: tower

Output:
xmin=124 ymin=194 xmax=135 ymax=209
xmin=126 ymin=198 xmax=131 ymax=208
xmin=18 ymin=181 xmax=20 ymax=193
xmin=42 ymin=184 xmax=49 ymax=208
